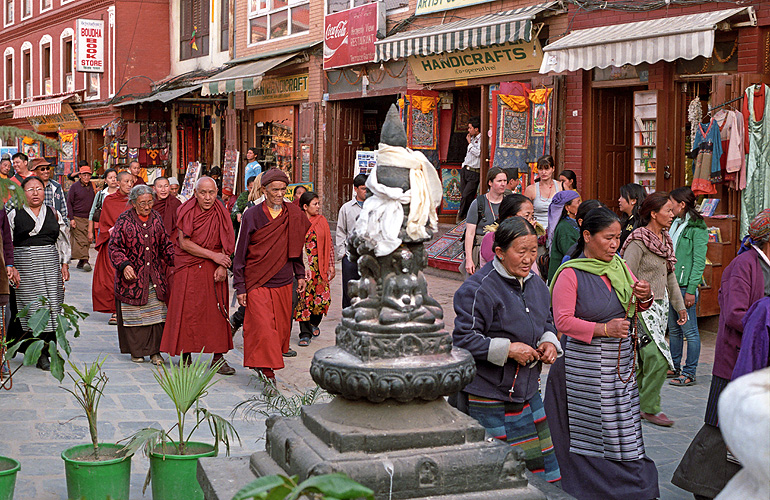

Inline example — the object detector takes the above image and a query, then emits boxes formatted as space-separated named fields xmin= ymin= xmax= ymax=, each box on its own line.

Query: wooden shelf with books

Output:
xmin=633 ymin=90 xmax=658 ymax=192
xmin=697 ymin=215 xmax=737 ymax=317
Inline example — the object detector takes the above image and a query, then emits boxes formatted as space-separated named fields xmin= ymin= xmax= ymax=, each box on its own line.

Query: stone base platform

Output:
xmin=199 ymin=398 xmax=572 ymax=500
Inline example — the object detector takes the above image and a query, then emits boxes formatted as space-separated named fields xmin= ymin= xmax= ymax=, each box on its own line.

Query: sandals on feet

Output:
xmin=666 ymin=369 xmax=680 ymax=378
xmin=131 ymin=356 xmax=145 ymax=363
xmin=150 ymin=354 xmax=165 ymax=366
xmin=311 ymin=326 xmax=320 ymax=337
xmin=669 ymin=375 xmax=696 ymax=386
xmin=109 ymin=314 xmax=118 ymax=326
xmin=298 ymin=338 xmax=311 ymax=347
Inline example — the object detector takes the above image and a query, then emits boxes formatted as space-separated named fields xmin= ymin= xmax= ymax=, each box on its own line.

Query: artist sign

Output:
xmin=415 ymin=0 xmax=493 ymax=16
xmin=324 ymin=3 xmax=385 ymax=70
xmin=75 ymin=19 xmax=105 ymax=73
xmin=409 ymin=39 xmax=543 ymax=84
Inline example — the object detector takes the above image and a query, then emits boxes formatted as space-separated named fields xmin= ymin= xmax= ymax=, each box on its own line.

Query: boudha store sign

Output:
xmin=409 ymin=40 xmax=543 ymax=84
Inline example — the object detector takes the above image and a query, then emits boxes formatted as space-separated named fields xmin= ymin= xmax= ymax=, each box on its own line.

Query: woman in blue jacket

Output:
xmin=452 ymin=216 xmax=562 ymax=483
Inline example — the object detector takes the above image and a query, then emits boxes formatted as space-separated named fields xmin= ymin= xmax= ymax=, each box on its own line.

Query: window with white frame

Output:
xmin=40 ymin=0 xmax=51 ymax=12
xmin=326 ymin=0 xmax=406 ymax=14
xmin=40 ymin=36 xmax=51 ymax=95
xmin=21 ymin=46 xmax=31 ymax=98
xmin=248 ymin=0 xmax=309 ymax=44
xmin=4 ymin=48 xmax=14 ymax=100
xmin=61 ymin=30 xmax=74 ymax=93
xmin=5 ymin=0 xmax=13 ymax=26
xmin=21 ymin=0 xmax=30 ymax=19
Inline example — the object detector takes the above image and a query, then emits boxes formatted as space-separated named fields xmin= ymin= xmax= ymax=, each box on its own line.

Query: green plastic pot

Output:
xmin=61 ymin=443 xmax=132 ymax=500
xmin=149 ymin=442 xmax=216 ymax=500
xmin=0 ymin=457 xmax=20 ymax=500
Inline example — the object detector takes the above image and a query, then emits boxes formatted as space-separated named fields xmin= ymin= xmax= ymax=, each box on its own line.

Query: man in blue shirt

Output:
xmin=244 ymin=147 xmax=261 ymax=186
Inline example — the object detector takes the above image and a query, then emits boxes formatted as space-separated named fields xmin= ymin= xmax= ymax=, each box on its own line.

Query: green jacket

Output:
xmin=672 ymin=216 xmax=709 ymax=295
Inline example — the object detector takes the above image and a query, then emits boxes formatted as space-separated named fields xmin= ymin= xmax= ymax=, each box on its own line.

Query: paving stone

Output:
xmin=34 ymin=421 xmax=89 ymax=440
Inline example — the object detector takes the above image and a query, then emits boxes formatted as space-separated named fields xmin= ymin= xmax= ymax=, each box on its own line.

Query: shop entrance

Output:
xmin=330 ymin=95 xmax=398 ymax=211
xmin=594 ymin=87 xmax=634 ymax=210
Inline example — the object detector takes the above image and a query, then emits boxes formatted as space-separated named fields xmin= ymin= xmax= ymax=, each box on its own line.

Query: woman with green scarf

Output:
xmin=544 ymin=207 xmax=656 ymax=500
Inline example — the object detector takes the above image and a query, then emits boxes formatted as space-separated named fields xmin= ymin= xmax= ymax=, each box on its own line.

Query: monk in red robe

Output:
xmin=233 ymin=169 xmax=309 ymax=383
xmin=160 ymin=177 xmax=236 ymax=375
xmin=92 ymin=171 xmax=133 ymax=324
xmin=129 ymin=161 xmax=146 ymax=186
xmin=152 ymin=177 xmax=182 ymax=244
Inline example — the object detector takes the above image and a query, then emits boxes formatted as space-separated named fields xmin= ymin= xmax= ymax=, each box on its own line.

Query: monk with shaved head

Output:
xmin=160 ymin=177 xmax=237 ymax=374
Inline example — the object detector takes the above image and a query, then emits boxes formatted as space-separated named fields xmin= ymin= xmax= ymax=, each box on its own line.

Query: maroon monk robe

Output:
xmin=92 ymin=191 xmax=129 ymax=313
xmin=160 ymin=198 xmax=235 ymax=356
xmin=153 ymin=195 xmax=182 ymax=245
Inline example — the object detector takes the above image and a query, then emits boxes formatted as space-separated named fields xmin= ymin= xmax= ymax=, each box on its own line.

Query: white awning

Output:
xmin=374 ymin=2 xmax=560 ymax=63
xmin=540 ymin=7 xmax=755 ymax=74
xmin=13 ymin=95 xmax=74 ymax=119
xmin=199 ymin=53 xmax=298 ymax=96
xmin=114 ymin=86 xmax=200 ymax=107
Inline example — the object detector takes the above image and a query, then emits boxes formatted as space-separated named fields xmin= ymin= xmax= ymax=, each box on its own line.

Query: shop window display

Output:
xmin=249 ymin=0 xmax=309 ymax=43
xmin=256 ymin=121 xmax=294 ymax=178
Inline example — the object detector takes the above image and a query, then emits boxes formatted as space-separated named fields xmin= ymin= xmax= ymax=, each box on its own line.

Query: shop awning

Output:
xmin=199 ymin=53 xmax=298 ymax=96
xmin=12 ymin=95 xmax=74 ymax=119
xmin=374 ymin=1 xmax=560 ymax=63
xmin=539 ymin=7 xmax=756 ymax=74
xmin=114 ymin=86 xmax=200 ymax=107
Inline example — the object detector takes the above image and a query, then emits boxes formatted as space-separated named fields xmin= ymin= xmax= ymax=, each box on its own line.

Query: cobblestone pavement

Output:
xmin=2 ymin=248 xmax=715 ymax=499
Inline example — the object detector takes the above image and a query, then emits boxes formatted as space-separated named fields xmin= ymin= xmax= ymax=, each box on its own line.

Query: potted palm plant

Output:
xmin=60 ymin=357 xmax=133 ymax=500
xmin=122 ymin=355 xmax=240 ymax=500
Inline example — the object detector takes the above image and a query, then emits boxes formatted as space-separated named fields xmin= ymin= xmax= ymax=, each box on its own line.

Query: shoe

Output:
xmin=150 ymin=354 xmax=164 ymax=366
xmin=108 ymin=314 xmax=118 ymax=325
xmin=666 ymin=369 xmax=680 ymax=379
xmin=230 ymin=315 xmax=242 ymax=335
xmin=298 ymin=337 xmax=311 ymax=347
xmin=311 ymin=325 xmax=320 ymax=337
xmin=641 ymin=412 xmax=674 ymax=427
xmin=669 ymin=375 xmax=696 ymax=386
xmin=131 ymin=356 xmax=145 ymax=363
xmin=282 ymin=349 xmax=297 ymax=358
xmin=82 ymin=263 xmax=92 ymax=272
xmin=76 ymin=260 xmax=84 ymax=269
xmin=216 ymin=361 xmax=236 ymax=376
xmin=37 ymin=355 xmax=51 ymax=371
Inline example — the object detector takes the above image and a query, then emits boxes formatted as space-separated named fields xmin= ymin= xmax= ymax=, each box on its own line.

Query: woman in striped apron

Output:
xmin=547 ymin=207 xmax=657 ymax=500
xmin=7 ymin=176 xmax=71 ymax=371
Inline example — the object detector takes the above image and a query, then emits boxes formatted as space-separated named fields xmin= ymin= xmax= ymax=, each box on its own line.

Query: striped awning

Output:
xmin=540 ymin=7 xmax=756 ymax=74
xmin=199 ymin=53 xmax=298 ymax=96
xmin=13 ymin=95 xmax=73 ymax=119
xmin=374 ymin=2 xmax=560 ymax=63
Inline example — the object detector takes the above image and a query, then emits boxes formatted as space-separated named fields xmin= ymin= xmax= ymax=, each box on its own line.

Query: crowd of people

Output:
xmin=453 ymin=158 xmax=770 ymax=498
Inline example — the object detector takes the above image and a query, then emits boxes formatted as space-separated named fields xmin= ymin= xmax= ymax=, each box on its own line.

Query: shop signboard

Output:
xmin=75 ymin=19 xmax=105 ymax=73
xmin=246 ymin=73 xmax=309 ymax=105
xmin=415 ymin=0 xmax=492 ymax=16
xmin=27 ymin=103 xmax=83 ymax=132
xmin=409 ymin=40 xmax=543 ymax=84
xmin=323 ymin=3 xmax=384 ymax=70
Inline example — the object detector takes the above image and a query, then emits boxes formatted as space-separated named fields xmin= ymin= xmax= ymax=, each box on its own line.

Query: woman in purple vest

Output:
xmin=546 ymin=207 xmax=656 ymax=500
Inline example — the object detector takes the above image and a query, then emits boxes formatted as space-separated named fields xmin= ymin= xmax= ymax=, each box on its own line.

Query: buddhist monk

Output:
xmin=152 ymin=177 xmax=182 ymax=245
xmin=128 ymin=160 xmax=146 ymax=186
xmin=160 ymin=177 xmax=236 ymax=375
xmin=92 ymin=171 xmax=133 ymax=324
xmin=233 ymin=169 xmax=310 ymax=384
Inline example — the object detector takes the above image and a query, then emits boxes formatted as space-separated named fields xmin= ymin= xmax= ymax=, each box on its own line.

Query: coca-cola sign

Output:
xmin=323 ymin=3 xmax=383 ymax=70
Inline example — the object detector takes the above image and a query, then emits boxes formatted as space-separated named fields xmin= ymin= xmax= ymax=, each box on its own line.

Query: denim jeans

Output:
xmin=668 ymin=287 xmax=700 ymax=378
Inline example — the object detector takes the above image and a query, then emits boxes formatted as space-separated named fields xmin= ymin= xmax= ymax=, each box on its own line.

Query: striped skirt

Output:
xmin=120 ymin=286 xmax=167 ymax=327
xmin=14 ymin=245 xmax=64 ymax=333
xmin=468 ymin=392 xmax=561 ymax=483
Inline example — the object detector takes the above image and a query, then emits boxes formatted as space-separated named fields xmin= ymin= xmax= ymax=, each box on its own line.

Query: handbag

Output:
xmin=92 ymin=193 xmax=104 ymax=222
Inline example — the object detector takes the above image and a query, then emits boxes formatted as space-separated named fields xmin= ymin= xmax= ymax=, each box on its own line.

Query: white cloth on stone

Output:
xmin=356 ymin=144 xmax=442 ymax=256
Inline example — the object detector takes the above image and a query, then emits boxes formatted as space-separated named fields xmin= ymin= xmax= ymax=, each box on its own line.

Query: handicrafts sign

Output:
xmin=246 ymin=73 xmax=309 ymax=105
xmin=27 ymin=104 xmax=83 ymax=132
xmin=409 ymin=40 xmax=543 ymax=84
xmin=324 ymin=3 xmax=384 ymax=70
xmin=415 ymin=0 xmax=492 ymax=16
xmin=75 ymin=19 xmax=105 ymax=73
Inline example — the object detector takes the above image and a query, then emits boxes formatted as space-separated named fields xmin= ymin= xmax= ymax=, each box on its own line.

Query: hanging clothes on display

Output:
xmin=691 ymin=119 xmax=722 ymax=196
xmin=713 ymin=109 xmax=746 ymax=190
xmin=741 ymin=84 xmax=770 ymax=238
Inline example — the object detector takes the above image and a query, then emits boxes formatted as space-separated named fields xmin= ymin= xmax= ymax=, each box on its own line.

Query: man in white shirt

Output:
xmin=458 ymin=116 xmax=481 ymax=222
xmin=336 ymin=174 xmax=367 ymax=309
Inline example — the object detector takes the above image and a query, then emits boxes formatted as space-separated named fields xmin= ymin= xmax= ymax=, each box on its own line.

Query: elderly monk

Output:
xmin=92 ymin=171 xmax=133 ymax=324
xmin=233 ymin=169 xmax=310 ymax=383
xmin=160 ymin=177 xmax=236 ymax=375
xmin=152 ymin=177 xmax=182 ymax=245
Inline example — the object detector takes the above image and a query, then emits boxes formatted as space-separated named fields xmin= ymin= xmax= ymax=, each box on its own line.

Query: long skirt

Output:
xmin=543 ymin=335 xmax=659 ymax=500
xmin=467 ymin=392 xmax=561 ymax=483
xmin=92 ymin=244 xmax=115 ymax=313
xmin=116 ymin=287 xmax=166 ymax=357
xmin=14 ymin=245 xmax=64 ymax=334
xmin=243 ymin=284 xmax=292 ymax=371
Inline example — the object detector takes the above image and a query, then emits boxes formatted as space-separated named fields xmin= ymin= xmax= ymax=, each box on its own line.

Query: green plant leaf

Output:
xmin=22 ymin=340 xmax=44 ymax=366
xmin=264 ymin=484 xmax=294 ymax=500
xmin=49 ymin=341 xmax=64 ymax=382
xmin=15 ymin=302 xmax=31 ymax=319
xmin=290 ymin=474 xmax=374 ymax=500
xmin=231 ymin=475 xmax=288 ymax=500
xmin=119 ymin=428 xmax=166 ymax=458
xmin=4 ymin=339 xmax=25 ymax=360
xmin=27 ymin=308 xmax=51 ymax=336
xmin=55 ymin=316 xmax=72 ymax=357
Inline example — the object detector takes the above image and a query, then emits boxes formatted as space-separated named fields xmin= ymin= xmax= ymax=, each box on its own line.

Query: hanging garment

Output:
xmin=741 ymin=84 xmax=770 ymax=238
xmin=713 ymin=109 xmax=746 ymax=189
xmin=691 ymin=120 xmax=722 ymax=196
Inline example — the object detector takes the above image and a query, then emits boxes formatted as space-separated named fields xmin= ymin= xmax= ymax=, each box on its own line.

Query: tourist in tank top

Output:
xmin=524 ymin=155 xmax=561 ymax=230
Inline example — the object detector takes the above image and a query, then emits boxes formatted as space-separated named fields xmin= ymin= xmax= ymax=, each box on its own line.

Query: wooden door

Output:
xmin=335 ymin=103 xmax=363 ymax=210
xmin=595 ymin=88 xmax=633 ymax=209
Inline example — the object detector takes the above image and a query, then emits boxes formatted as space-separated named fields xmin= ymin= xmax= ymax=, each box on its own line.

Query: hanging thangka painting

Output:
xmin=406 ymin=94 xmax=439 ymax=150
xmin=498 ymin=105 xmax=529 ymax=149
xmin=441 ymin=165 xmax=462 ymax=214
xmin=58 ymin=130 xmax=78 ymax=176
xmin=490 ymin=87 xmax=553 ymax=172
